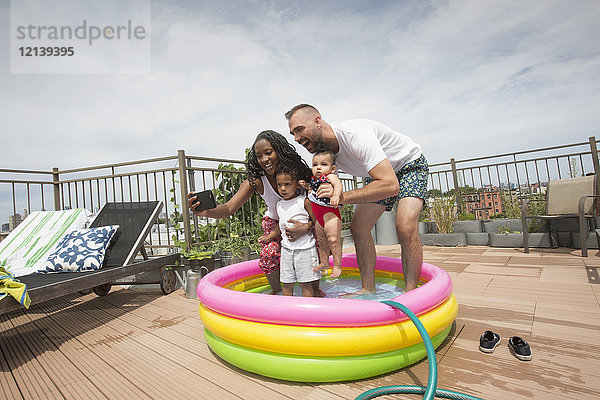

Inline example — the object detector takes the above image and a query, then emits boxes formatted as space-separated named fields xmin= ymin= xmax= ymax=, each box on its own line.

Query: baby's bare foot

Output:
xmin=330 ymin=265 xmax=342 ymax=278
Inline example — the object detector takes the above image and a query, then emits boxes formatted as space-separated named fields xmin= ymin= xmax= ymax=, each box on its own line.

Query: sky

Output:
xmin=1 ymin=0 xmax=599 ymax=171
xmin=0 ymin=0 xmax=599 ymax=222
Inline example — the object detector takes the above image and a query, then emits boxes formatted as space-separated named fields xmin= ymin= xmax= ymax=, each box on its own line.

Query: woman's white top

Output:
xmin=261 ymin=175 xmax=282 ymax=220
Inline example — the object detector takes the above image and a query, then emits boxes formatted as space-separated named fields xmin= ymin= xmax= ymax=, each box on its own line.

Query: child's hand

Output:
xmin=330 ymin=195 xmax=340 ymax=208
xmin=298 ymin=180 xmax=309 ymax=190
xmin=258 ymin=235 xmax=269 ymax=244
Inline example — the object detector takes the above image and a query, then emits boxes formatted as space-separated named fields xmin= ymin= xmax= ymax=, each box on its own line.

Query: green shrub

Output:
xmin=489 ymin=212 xmax=507 ymax=219
xmin=458 ymin=212 xmax=475 ymax=221
xmin=429 ymin=195 xmax=456 ymax=234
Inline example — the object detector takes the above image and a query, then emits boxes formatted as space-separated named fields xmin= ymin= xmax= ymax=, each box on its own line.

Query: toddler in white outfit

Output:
xmin=275 ymin=164 xmax=320 ymax=297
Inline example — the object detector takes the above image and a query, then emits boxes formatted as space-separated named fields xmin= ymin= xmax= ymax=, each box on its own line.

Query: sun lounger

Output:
xmin=0 ymin=201 xmax=180 ymax=315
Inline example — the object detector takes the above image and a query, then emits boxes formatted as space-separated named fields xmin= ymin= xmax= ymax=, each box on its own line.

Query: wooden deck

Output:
xmin=2 ymin=245 xmax=600 ymax=400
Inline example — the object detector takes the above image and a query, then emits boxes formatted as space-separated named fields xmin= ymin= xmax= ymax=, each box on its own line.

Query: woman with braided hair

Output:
xmin=189 ymin=130 xmax=321 ymax=295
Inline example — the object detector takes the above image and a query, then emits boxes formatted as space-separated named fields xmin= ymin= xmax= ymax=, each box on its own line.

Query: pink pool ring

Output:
xmin=197 ymin=254 xmax=453 ymax=327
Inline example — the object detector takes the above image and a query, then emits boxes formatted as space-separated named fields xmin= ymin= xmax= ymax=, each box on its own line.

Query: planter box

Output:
xmin=525 ymin=233 xmax=552 ymax=248
xmin=184 ymin=256 xmax=215 ymax=277
xmin=570 ymin=232 xmax=600 ymax=249
xmin=556 ymin=232 xmax=572 ymax=247
xmin=467 ymin=232 xmax=489 ymax=246
xmin=341 ymin=229 xmax=354 ymax=248
xmin=489 ymin=232 xmax=551 ymax=248
xmin=483 ymin=219 xmax=522 ymax=233
xmin=375 ymin=211 xmax=398 ymax=245
xmin=420 ymin=232 xmax=467 ymax=247
xmin=488 ymin=233 xmax=523 ymax=248
xmin=452 ymin=220 xmax=483 ymax=233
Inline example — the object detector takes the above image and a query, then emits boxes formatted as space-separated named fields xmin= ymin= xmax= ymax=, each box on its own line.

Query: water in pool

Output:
xmin=259 ymin=277 xmax=405 ymax=301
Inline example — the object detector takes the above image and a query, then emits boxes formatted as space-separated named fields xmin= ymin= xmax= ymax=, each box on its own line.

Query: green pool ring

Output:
xmin=204 ymin=325 xmax=451 ymax=382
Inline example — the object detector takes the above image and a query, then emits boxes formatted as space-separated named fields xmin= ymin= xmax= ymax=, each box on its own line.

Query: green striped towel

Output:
xmin=0 ymin=209 xmax=92 ymax=278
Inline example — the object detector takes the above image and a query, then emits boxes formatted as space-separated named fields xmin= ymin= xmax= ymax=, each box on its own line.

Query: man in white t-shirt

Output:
xmin=285 ymin=104 xmax=429 ymax=294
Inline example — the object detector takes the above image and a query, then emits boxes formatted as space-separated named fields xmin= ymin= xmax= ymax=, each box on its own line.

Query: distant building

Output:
xmin=9 ymin=213 xmax=22 ymax=231
xmin=462 ymin=187 xmax=504 ymax=219
xmin=1 ymin=223 xmax=9 ymax=232
xmin=529 ymin=182 xmax=547 ymax=195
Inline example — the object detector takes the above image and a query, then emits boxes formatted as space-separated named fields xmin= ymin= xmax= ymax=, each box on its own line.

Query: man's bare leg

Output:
xmin=396 ymin=197 xmax=424 ymax=292
xmin=347 ymin=203 xmax=385 ymax=294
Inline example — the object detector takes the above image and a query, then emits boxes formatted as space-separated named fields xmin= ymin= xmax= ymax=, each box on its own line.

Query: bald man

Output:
xmin=285 ymin=104 xmax=428 ymax=294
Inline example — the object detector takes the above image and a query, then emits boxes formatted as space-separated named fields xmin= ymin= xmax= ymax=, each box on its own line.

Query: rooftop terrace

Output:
xmin=2 ymin=244 xmax=599 ymax=400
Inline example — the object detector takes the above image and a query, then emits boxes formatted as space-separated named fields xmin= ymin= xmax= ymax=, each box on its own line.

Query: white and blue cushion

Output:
xmin=39 ymin=225 xmax=119 ymax=272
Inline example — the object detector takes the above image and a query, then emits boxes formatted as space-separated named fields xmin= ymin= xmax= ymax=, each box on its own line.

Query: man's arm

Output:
xmin=317 ymin=159 xmax=399 ymax=204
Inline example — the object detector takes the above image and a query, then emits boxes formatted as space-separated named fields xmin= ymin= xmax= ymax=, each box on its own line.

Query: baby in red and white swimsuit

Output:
xmin=305 ymin=149 xmax=343 ymax=278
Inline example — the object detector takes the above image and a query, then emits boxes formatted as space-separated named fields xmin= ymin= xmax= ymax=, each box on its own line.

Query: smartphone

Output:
xmin=191 ymin=190 xmax=217 ymax=211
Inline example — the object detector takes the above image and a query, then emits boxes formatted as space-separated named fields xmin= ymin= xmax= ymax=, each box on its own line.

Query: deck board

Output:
xmin=2 ymin=245 xmax=600 ymax=399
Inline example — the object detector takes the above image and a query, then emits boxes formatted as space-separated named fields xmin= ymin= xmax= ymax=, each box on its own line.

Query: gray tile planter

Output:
xmin=488 ymin=233 xmax=523 ymax=248
xmin=570 ymin=232 xmax=600 ymax=249
xmin=424 ymin=221 xmax=440 ymax=233
xmin=489 ymin=232 xmax=551 ymax=248
xmin=525 ymin=233 xmax=552 ymax=248
xmin=467 ymin=232 xmax=489 ymax=246
xmin=340 ymin=229 xmax=354 ymax=248
xmin=452 ymin=220 xmax=483 ymax=233
xmin=420 ymin=232 xmax=467 ymax=247
xmin=483 ymin=219 xmax=522 ymax=233
xmin=375 ymin=211 xmax=398 ymax=245
xmin=556 ymin=232 xmax=572 ymax=247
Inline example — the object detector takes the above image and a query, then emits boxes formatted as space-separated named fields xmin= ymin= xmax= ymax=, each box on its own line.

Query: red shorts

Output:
xmin=310 ymin=202 xmax=341 ymax=227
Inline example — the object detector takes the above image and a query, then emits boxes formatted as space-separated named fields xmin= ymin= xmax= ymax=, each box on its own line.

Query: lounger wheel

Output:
xmin=93 ymin=283 xmax=112 ymax=296
xmin=160 ymin=269 xmax=176 ymax=294
xmin=79 ymin=288 xmax=93 ymax=295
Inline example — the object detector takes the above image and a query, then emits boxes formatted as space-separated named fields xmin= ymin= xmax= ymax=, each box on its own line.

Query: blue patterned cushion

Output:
xmin=39 ymin=225 xmax=119 ymax=272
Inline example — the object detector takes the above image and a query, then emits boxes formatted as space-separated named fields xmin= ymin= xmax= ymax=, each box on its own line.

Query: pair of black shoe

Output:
xmin=479 ymin=330 xmax=532 ymax=361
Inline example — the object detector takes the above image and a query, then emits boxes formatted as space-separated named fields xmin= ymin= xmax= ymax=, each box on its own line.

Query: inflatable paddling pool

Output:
xmin=197 ymin=254 xmax=457 ymax=382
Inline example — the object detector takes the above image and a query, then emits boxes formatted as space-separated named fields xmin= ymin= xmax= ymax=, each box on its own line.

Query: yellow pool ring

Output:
xmin=200 ymin=294 xmax=457 ymax=357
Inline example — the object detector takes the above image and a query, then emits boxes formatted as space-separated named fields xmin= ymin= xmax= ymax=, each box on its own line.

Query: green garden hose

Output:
xmin=355 ymin=300 xmax=484 ymax=400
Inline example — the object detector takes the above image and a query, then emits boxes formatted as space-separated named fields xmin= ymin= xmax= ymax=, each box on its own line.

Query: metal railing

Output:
xmin=428 ymin=136 xmax=599 ymax=214
xmin=1 ymin=135 xmax=598 ymax=243
xmin=0 ymin=151 xmax=357 ymax=249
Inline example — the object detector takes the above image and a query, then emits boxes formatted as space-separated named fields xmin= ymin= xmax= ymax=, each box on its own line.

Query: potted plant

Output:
xmin=174 ymin=240 xmax=215 ymax=275
xmin=488 ymin=225 xmax=524 ymax=248
xmin=213 ymin=234 xmax=244 ymax=266
xmin=419 ymin=195 xmax=467 ymax=246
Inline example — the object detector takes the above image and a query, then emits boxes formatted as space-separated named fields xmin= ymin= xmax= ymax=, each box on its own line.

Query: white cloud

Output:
xmin=1 ymin=0 xmax=599 ymax=218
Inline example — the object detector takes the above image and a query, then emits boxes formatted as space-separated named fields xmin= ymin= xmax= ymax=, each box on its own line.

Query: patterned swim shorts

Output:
xmin=364 ymin=154 xmax=429 ymax=211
